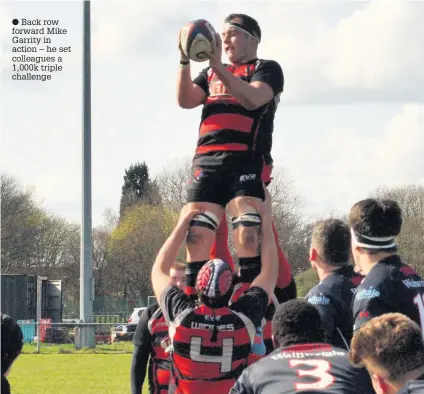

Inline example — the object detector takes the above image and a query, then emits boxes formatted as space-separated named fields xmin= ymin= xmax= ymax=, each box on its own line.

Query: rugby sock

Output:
xmin=272 ymin=222 xmax=293 ymax=289
xmin=209 ymin=215 xmax=235 ymax=272
xmin=238 ymin=256 xmax=261 ymax=283
xmin=185 ymin=261 xmax=207 ymax=298
xmin=274 ymin=277 xmax=297 ymax=303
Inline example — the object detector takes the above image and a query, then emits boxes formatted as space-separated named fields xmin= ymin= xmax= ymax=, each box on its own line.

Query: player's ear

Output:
xmin=370 ymin=374 xmax=387 ymax=394
xmin=271 ymin=334 xmax=279 ymax=349
xmin=309 ymin=248 xmax=318 ymax=268
xmin=353 ymin=244 xmax=362 ymax=254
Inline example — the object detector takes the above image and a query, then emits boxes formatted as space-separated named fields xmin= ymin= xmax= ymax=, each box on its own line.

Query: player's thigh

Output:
xmin=227 ymin=173 xmax=265 ymax=218
xmin=186 ymin=164 xmax=230 ymax=208
xmin=186 ymin=166 xmax=228 ymax=245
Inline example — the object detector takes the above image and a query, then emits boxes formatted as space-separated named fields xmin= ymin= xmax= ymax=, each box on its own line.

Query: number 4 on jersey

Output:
xmin=413 ymin=293 xmax=424 ymax=340
xmin=190 ymin=336 xmax=234 ymax=373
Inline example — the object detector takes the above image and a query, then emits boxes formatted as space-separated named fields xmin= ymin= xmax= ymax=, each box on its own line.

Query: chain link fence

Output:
xmin=18 ymin=320 xmax=137 ymax=354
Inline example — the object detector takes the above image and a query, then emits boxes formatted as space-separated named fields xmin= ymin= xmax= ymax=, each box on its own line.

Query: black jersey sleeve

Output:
xmin=306 ymin=291 xmax=338 ymax=345
xmin=192 ymin=67 xmax=210 ymax=94
xmin=231 ymin=286 xmax=269 ymax=327
xmin=230 ymin=367 xmax=254 ymax=394
xmin=251 ymin=60 xmax=284 ymax=97
xmin=397 ymin=378 xmax=424 ymax=394
xmin=353 ymin=276 xmax=394 ymax=331
xmin=131 ymin=306 xmax=154 ymax=394
xmin=159 ymin=286 xmax=195 ymax=325
xmin=132 ymin=305 xmax=154 ymax=347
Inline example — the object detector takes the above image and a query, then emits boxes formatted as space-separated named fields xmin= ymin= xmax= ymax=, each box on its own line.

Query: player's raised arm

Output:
xmin=151 ymin=206 xmax=204 ymax=301
xmin=176 ymin=28 xmax=208 ymax=109
xmin=246 ymin=185 xmax=278 ymax=298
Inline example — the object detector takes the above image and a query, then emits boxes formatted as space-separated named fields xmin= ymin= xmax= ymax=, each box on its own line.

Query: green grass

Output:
xmin=22 ymin=341 xmax=133 ymax=354
xmin=8 ymin=354 xmax=150 ymax=394
xmin=295 ymin=268 xmax=319 ymax=297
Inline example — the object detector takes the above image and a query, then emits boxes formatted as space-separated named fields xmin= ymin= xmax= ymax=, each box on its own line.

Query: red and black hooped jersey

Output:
xmin=132 ymin=303 xmax=171 ymax=394
xmin=148 ymin=307 xmax=172 ymax=393
xmin=160 ymin=285 xmax=268 ymax=394
xmin=230 ymin=344 xmax=374 ymax=394
xmin=192 ymin=59 xmax=284 ymax=163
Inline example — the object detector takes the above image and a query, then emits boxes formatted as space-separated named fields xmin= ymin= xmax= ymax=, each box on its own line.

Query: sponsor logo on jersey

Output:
xmin=190 ymin=322 xmax=235 ymax=331
xmin=402 ymin=279 xmax=424 ymax=288
xmin=240 ymin=174 xmax=256 ymax=182
xmin=308 ymin=294 xmax=331 ymax=305
xmin=271 ymin=350 xmax=346 ymax=360
xmin=204 ymin=315 xmax=221 ymax=321
xmin=359 ymin=311 xmax=370 ymax=319
xmin=356 ymin=287 xmax=381 ymax=300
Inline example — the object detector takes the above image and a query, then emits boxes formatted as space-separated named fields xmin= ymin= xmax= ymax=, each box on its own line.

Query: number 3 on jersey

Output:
xmin=190 ymin=336 xmax=234 ymax=373
xmin=289 ymin=359 xmax=335 ymax=390
xmin=413 ymin=293 xmax=424 ymax=340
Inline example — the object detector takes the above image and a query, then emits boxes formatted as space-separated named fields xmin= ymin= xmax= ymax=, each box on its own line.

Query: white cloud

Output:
xmin=2 ymin=1 xmax=423 ymax=103
xmin=242 ymin=0 xmax=424 ymax=103
xmin=321 ymin=0 xmax=424 ymax=91
xmin=289 ymin=103 xmax=424 ymax=219
xmin=375 ymin=103 xmax=424 ymax=183
xmin=1 ymin=1 xmax=423 ymax=228
xmin=0 ymin=4 xmax=12 ymax=71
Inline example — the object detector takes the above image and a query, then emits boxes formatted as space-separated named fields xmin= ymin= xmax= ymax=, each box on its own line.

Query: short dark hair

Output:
xmin=1 ymin=314 xmax=24 ymax=375
xmin=311 ymin=218 xmax=351 ymax=265
xmin=224 ymin=14 xmax=261 ymax=42
xmin=349 ymin=198 xmax=402 ymax=253
xmin=272 ymin=299 xmax=325 ymax=347
xmin=171 ymin=261 xmax=186 ymax=271
xmin=349 ymin=313 xmax=424 ymax=381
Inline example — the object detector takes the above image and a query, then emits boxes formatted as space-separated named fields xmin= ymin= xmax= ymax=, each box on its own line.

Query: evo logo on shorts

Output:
xmin=240 ymin=174 xmax=256 ymax=182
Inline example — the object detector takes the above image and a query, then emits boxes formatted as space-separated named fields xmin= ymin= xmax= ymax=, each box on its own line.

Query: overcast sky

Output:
xmin=1 ymin=0 xmax=423 ymax=227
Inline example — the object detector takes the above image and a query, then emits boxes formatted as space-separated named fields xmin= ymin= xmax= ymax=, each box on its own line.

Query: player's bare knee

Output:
xmin=238 ymin=227 xmax=260 ymax=252
xmin=186 ymin=227 xmax=206 ymax=246
xmin=231 ymin=212 xmax=261 ymax=253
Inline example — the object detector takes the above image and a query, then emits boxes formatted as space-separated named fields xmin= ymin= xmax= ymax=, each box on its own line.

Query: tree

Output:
xmin=268 ymin=169 xmax=312 ymax=273
xmin=92 ymin=225 xmax=112 ymax=312
xmin=1 ymin=173 xmax=81 ymax=312
xmin=108 ymin=204 xmax=181 ymax=309
xmin=119 ymin=162 xmax=161 ymax=218
xmin=155 ymin=159 xmax=191 ymax=212
xmin=1 ymin=174 xmax=43 ymax=273
xmin=372 ymin=184 xmax=424 ymax=276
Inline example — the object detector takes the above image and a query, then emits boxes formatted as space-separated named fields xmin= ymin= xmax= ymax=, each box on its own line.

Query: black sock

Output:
xmin=185 ymin=260 xmax=208 ymax=298
xmin=238 ymin=256 xmax=261 ymax=283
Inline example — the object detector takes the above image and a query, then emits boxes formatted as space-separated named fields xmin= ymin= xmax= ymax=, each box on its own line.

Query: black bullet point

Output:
xmin=12 ymin=19 xmax=19 ymax=25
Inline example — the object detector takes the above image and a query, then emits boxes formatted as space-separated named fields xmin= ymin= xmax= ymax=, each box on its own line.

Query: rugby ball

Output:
xmin=180 ymin=19 xmax=216 ymax=62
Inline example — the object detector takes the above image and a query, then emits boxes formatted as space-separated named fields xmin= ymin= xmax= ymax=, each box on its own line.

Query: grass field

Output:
xmin=8 ymin=354 xmax=150 ymax=394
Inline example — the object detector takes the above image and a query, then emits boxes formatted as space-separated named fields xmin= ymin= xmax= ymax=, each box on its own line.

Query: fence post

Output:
xmin=36 ymin=320 xmax=40 ymax=353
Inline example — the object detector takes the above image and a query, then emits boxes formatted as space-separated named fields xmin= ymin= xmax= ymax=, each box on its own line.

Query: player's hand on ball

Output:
xmin=209 ymin=33 xmax=223 ymax=68
xmin=177 ymin=28 xmax=189 ymax=62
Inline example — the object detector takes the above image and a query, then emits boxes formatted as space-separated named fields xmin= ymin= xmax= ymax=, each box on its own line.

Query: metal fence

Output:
xmin=63 ymin=314 xmax=129 ymax=324
xmin=18 ymin=321 xmax=137 ymax=354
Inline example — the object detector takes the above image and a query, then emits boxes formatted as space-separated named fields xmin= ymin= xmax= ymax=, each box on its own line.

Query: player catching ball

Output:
xmin=177 ymin=14 xmax=293 ymax=320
